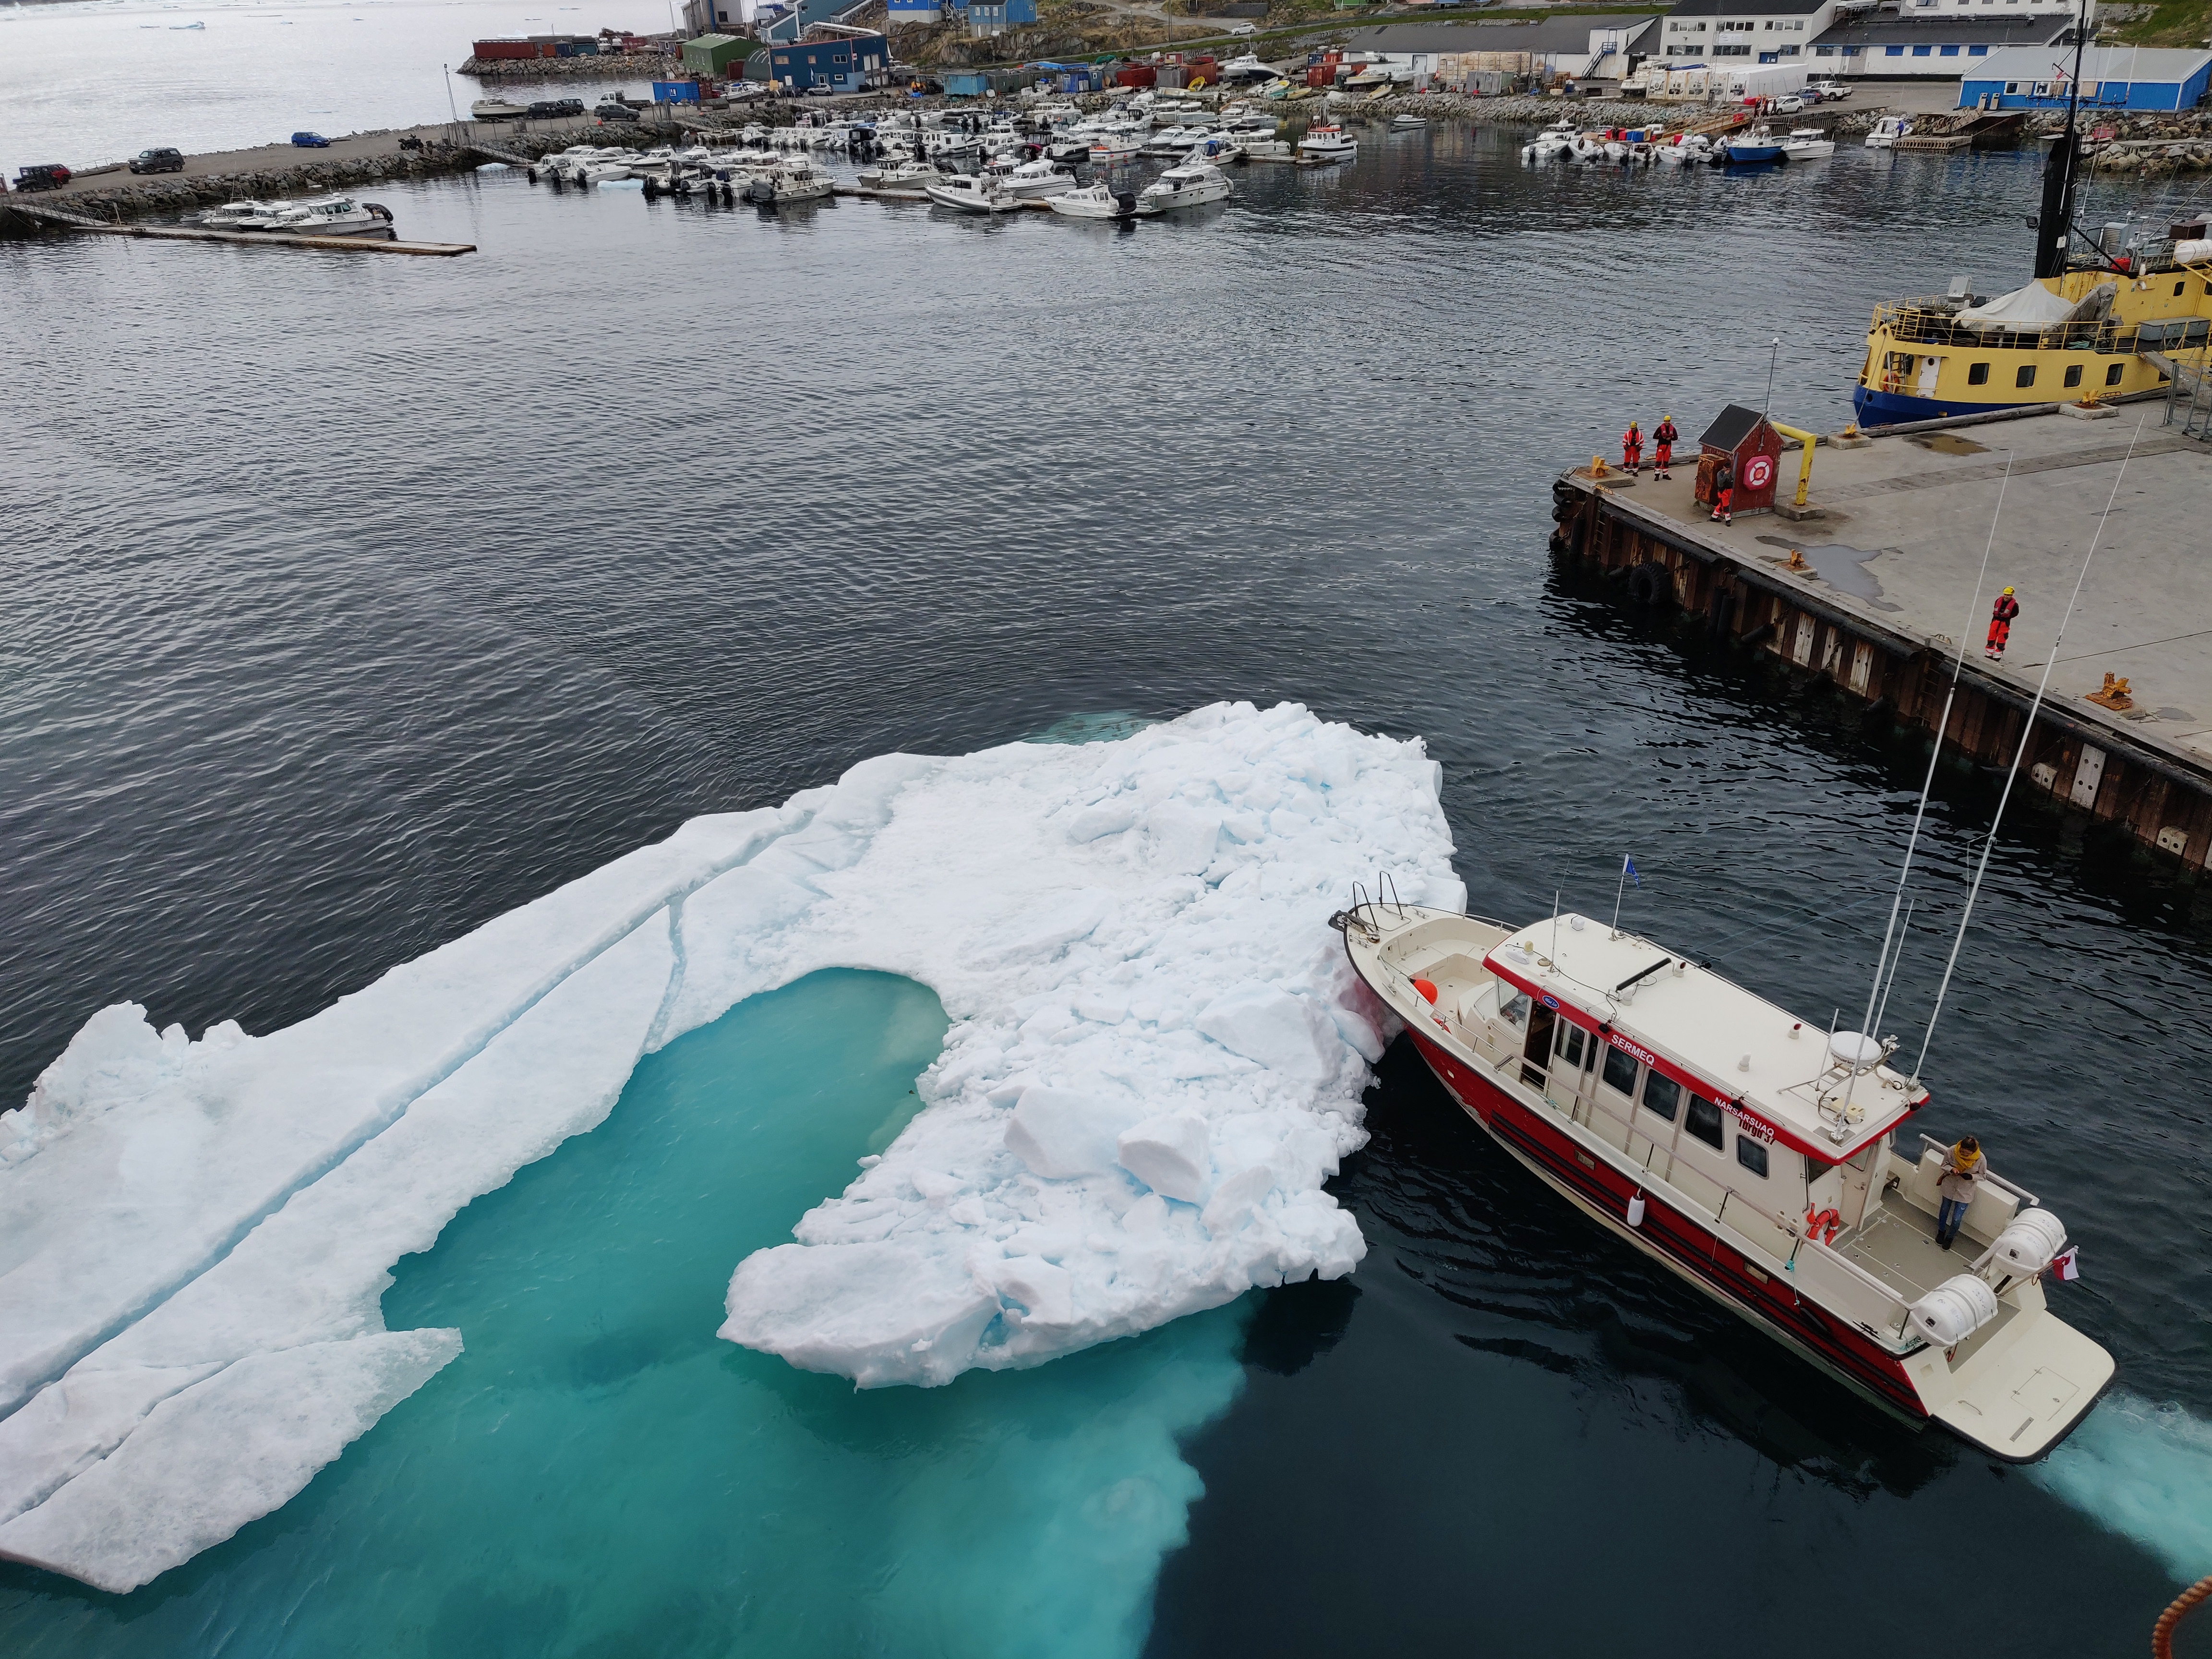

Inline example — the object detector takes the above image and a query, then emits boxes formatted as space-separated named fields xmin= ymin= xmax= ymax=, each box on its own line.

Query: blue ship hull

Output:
xmin=1851 ymin=383 xmax=2045 ymax=428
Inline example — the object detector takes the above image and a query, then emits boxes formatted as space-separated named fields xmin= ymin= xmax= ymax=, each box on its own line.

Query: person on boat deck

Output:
xmin=1936 ymin=1136 xmax=1987 ymax=1250
xmin=1622 ymin=421 xmax=1644 ymax=474
xmin=1709 ymin=455 xmax=1735 ymax=524
xmin=1986 ymin=587 xmax=2020 ymax=661
xmin=1653 ymin=415 xmax=1679 ymax=480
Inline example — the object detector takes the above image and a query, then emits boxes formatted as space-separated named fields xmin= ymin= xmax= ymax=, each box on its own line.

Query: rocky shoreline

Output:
xmin=457 ymin=51 xmax=678 ymax=81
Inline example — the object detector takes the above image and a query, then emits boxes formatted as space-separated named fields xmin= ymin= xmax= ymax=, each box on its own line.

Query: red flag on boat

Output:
xmin=2051 ymin=1247 xmax=2080 ymax=1282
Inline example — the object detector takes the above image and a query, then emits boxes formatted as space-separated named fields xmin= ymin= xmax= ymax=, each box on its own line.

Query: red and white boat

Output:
xmin=1336 ymin=900 xmax=2113 ymax=1460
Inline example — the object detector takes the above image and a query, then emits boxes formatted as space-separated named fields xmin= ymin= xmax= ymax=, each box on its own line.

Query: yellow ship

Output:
xmin=1854 ymin=86 xmax=2211 ymax=426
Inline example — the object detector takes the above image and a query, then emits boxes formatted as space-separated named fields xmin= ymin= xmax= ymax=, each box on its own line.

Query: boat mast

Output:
xmin=2033 ymin=0 xmax=2092 ymax=280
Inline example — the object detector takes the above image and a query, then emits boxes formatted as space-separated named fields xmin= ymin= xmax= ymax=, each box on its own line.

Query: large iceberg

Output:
xmin=0 ymin=702 xmax=1461 ymax=1592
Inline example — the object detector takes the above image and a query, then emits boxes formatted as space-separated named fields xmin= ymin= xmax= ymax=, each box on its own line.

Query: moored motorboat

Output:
xmin=747 ymin=156 xmax=832 ymax=204
xmin=268 ymin=195 xmax=395 ymax=237
xmin=1297 ymin=123 xmax=1357 ymax=163
xmin=470 ymin=97 xmax=529 ymax=121
xmin=923 ymin=172 xmax=1022 ymax=213
xmin=1335 ymin=901 xmax=2114 ymax=1461
xmin=997 ymin=156 xmax=1081 ymax=198
xmin=1138 ymin=157 xmax=1230 ymax=212
xmin=197 ymin=199 xmax=269 ymax=228
xmin=1782 ymin=127 xmax=1836 ymax=159
xmin=1722 ymin=127 xmax=1785 ymax=164
xmin=1047 ymin=181 xmax=1157 ymax=219
xmin=1864 ymin=115 xmax=1914 ymax=149
xmin=859 ymin=157 xmax=950 ymax=192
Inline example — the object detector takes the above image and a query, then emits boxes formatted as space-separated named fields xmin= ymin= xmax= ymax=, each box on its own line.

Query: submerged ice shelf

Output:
xmin=0 ymin=703 xmax=1461 ymax=1593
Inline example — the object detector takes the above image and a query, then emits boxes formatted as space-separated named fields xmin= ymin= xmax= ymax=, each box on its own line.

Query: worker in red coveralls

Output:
xmin=1622 ymin=420 xmax=1644 ymax=475
xmin=1709 ymin=455 xmax=1735 ymax=524
xmin=1986 ymin=586 xmax=2020 ymax=661
xmin=1652 ymin=415 xmax=1679 ymax=480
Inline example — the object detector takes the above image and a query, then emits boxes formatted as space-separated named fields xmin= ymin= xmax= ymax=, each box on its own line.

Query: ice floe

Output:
xmin=0 ymin=703 xmax=1460 ymax=1591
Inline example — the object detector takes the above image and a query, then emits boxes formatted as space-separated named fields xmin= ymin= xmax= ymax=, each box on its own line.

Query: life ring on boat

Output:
xmin=1804 ymin=1206 xmax=1841 ymax=1244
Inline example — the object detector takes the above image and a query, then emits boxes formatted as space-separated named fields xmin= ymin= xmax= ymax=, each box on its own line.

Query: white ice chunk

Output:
xmin=0 ymin=1332 xmax=458 ymax=1593
xmin=1116 ymin=1113 xmax=1212 ymax=1204
xmin=1005 ymin=1083 xmax=1143 ymax=1180
xmin=0 ymin=701 xmax=1460 ymax=1586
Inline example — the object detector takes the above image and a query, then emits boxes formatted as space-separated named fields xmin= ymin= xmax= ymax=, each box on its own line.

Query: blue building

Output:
xmin=1960 ymin=45 xmax=2212 ymax=110
xmin=948 ymin=0 xmax=1038 ymax=36
xmin=766 ymin=30 xmax=889 ymax=91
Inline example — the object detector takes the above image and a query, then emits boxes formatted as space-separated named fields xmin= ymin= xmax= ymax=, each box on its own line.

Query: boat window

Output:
xmin=1967 ymin=362 xmax=1990 ymax=385
xmin=1498 ymin=991 xmax=1529 ymax=1032
xmin=2107 ymin=362 xmax=2125 ymax=385
xmin=1641 ymin=1072 xmax=1681 ymax=1122
xmin=1601 ymin=1045 xmax=1638 ymax=1097
xmin=1685 ymin=1095 xmax=1724 ymax=1150
xmin=1736 ymin=1137 xmax=1769 ymax=1178
xmin=1555 ymin=1022 xmax=1587 ymax=1070
xmin=2015 ymin=364 xmax=2036 ymax=388
xmin=2065 ymin=363 xmax=2083 ymax=387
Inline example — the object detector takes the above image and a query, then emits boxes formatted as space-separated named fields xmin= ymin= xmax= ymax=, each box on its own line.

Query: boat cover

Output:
xmin=1955 ymin=280 xmax=2113 ymax=332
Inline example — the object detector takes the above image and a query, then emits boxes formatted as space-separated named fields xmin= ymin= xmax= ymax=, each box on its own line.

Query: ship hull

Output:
xmin=1851 ymin=383 xmax=2046 ymax=427
xmin=1406 ymin=1030 xmax=1932 ymax=1423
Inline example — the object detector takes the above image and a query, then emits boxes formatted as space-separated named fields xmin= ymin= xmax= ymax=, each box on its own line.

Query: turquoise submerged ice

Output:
xmin=0 ymin=970 xmax=1253 ymax=1657
xmin=0 ymin=702 xmax=1464 ymax=1594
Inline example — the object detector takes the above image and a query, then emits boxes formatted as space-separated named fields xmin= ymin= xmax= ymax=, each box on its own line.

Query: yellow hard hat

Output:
xmin=2003 ymin=586 xmax=2015 ymax=594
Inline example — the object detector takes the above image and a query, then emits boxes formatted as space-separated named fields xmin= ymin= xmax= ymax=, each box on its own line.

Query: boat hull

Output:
xmin=1402 ymin=1030 xmax=1938 ymax=1426
xmin=1850 ymin=383 xmax=2045 ymax=426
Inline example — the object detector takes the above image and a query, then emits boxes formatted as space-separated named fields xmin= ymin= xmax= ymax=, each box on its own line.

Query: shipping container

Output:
xmin=1116 ymin=65 xmax=1156 ymax=87
xmin=653 ymin=78 xmax=703 ymax=102
xmin=472 ymin=38 xmax=543 ymax=60
xmin=942 ymin=70 xmax=990 ymax=96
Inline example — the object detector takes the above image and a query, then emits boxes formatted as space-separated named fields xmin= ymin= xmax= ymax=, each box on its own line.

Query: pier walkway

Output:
xmin=1555 ymin=410 xmax=2212 ymax=864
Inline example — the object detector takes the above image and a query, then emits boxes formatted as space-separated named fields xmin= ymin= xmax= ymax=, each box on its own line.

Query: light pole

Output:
xmin=444 ymin=62 xmax=460 ymax=126
xmin=1762 ymin=336 xmax=1781 ymax=414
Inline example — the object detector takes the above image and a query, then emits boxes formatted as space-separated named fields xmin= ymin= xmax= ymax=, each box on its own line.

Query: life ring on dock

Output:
xmin=1804 ymin=1206 xmax=1841 ymax=1244
xmin=1626 ymin=562 xmax=1669 ymax=606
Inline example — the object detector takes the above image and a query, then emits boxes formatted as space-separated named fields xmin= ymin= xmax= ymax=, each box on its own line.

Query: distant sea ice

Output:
xmin=0 ymin=702 xmax=1463 ymax=1592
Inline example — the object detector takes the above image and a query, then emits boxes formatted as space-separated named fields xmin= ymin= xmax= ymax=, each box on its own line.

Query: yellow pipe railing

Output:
xmin=1769 ymin=421 xmax=1819 ymax=509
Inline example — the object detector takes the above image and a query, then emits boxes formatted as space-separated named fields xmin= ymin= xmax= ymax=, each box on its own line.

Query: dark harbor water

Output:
xmin=5 ymin=127 xmax=2211 ymax=1654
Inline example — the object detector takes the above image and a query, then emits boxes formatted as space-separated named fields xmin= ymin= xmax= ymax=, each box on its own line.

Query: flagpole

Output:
xmin=1611 ymin=856 xmax=1629 ymax=938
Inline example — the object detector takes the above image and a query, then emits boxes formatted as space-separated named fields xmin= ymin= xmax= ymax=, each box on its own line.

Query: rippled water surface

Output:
xmin=6 ymin=109 xmax=2212 ymax=1656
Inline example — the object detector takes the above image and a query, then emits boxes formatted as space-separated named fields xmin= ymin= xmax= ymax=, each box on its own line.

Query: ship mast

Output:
xmin=2033 ymin=0 xmax=2093 ymax=279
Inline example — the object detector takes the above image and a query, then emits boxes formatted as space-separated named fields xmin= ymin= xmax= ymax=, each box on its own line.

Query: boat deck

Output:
xmin=1835 ymin=1186 xmax=1980 ymax=1302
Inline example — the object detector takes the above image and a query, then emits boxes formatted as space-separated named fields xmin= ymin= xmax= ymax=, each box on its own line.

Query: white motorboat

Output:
xmin=230 ymin=200 xmax=301 ymax=231
xmin=1138 ymin=157 xmax=1230 ymax=211
xmin=997 ymin=156 xmax=1080 ymax=199
xmin=923 ymin=172 xmax=1023 ymax=214
xmin=1865 ymin=115 xmax=1913 ymax=149
xmin=858 ymin=158 xmax=950 ymax=192
xmin=268 ymin=194 xmax=395 ymax=237
xmin=197 ymin=199 xmax=268 ymax=228
xmin=580 ymin=159 xmax=633 ymax=184
xmin=1242 ymin=137 xmax=1294 ymax=161
xmin=1602 ymin=139 xmax=1628 ymax=163
xmin=1296 ymin=124 xmax=1357 ymax=163
xmin=1047 ymin=181 xmax=1157 ymax=220
xmin=1142 ymin=126 xmax=1207 ymax=156
xmin=1567 ymin=133 xmax=1604 ymax=163
xmin=1783 ymin=127 xmax=1836 ymax=159
xmin=1089 ymin=136 xmax=1142 ymax=163
xmin=1191 ymin=136 xmax=1246 ymax=166
xmin=1391 ymin=113 xmax=1428 ymax=130
xmin=748 ymin=157 xmax=831 ymax=204
xmin=470 ymin=97 xmax=529 ymax=121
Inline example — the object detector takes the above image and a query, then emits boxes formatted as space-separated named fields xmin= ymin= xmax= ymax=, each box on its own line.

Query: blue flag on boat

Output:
xmin=1623 ymin=855 xmax=1641 ymax=888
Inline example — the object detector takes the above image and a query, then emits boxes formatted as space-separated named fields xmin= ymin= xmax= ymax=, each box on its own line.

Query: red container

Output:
xmin=1116 ymin=65 xmax=1156 ymax=88
xmin=472 ymin=38 xmax=541 ymax=59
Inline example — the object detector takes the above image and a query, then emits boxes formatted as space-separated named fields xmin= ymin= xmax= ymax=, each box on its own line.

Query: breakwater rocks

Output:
xmin=458 ymin=51 xmax=678 ymax=80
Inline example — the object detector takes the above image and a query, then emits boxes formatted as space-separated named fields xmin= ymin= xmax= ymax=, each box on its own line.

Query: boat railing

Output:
xmin=1872 ymin=302 xmax=2160 ymax=356
xmin=1792 ymin=1233 xmax=1913 ymax=1341
xmin=1914 ymin=1132 xmax=2040 ymax=1209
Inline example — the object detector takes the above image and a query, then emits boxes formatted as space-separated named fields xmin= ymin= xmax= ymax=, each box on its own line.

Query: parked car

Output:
xmin=593 ymin=102 xmax=640 ymax=122
xmin=12 ymin=162 xmax=72 ymax=192
xmin=527 ymin=97 xmax=585 ymax=118
xmin=291 ymin=131 xmax=331 ymax=147
xmin=128 ymin=147 xmax=185 ymax=174
xmin=1226 ymin=21 xmax=1256 ymax=34
xmin=1771 ymin=94 xmax=1805 ymax=113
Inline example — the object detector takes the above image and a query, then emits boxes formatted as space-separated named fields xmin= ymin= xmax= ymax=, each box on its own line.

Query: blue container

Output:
xmin=943 ymin=71 xmax=988 ymax=96
xmin=653 ymin=79 xmax=702 ymax=103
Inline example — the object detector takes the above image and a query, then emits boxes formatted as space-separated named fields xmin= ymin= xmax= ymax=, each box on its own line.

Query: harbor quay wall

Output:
xmin=457 ymin=51 xmax=678 ymax=80
xmin=1549 ymin=456 xmax=2212 ymax=871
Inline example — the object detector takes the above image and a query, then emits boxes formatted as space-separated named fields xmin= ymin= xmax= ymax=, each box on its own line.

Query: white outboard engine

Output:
xmin=1977 ymin=1207 xmax=2068 ymax=1279
xmin=1908 ymin=1273 xmax=1999 ymax=1348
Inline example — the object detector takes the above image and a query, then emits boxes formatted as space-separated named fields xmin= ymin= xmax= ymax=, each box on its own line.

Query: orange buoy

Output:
xmin=1412 ymin=977 xmax=1439 ymax=1004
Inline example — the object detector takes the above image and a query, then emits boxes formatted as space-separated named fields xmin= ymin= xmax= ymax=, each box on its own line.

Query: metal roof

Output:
xmin=1961 ymin=44 xmax=2212 ymax=82
xmin=1698 ymin=402 xmax=1773 ymax=452
xmin=1345 ymin=15 xmax=1660 ymax=54
xmin=1665 ymin=0 xmax=1829 ymax=16
xmin=1812 ymin=13 xmax=2076 ymax=47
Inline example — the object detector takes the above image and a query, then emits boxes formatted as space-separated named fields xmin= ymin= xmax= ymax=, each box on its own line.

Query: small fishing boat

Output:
xmin=470 ymin=97 xmax=530 ymax=121
xmin=1242 ymin=136 xmax=1294 ymax=161
xmin=997 ymin=156 xmax=1080 ymax=199
xmin=1722 ymin=127 xmax=1785 ymax=165
xmin=1088 ymin=136 xmax=1142 ymax=163
xmin=1138 ymin=157 xmax=1230 ymax=212
xmin=748 ymin=157 xmax=831 ymax=204
xmin=1391 ymin=113 xmax=1427 ymax=130
xmin=923 ymin=172 xmax=1022 ymax=213
xmin=197 ymin=199 xmax=269 ymax=228
xmin=229 ymin=200 xmax=301 ymax=231
xmin=1297 ymin=124 xmax=1357 ymax=164
xmin=1047 ymin=181 xmax=1156 ymax=219
xmin=858 ymin=157 xmax=949 ymax=192
xmin=1864 ymin=115 xmax=1913 ymax=149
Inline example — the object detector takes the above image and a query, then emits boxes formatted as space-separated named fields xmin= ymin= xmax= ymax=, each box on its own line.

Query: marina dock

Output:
xmin=3 ymin=199 xmax=474 ymax=254
xmin=1554 ymin=408 xmax=2212 ymax=866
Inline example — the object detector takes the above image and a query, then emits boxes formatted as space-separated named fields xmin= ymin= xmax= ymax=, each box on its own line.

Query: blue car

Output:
xmin=290 ymin=131 xmax=331 ymax=148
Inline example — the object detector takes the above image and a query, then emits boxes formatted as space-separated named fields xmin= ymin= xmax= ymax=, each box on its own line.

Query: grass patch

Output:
xmin=2102 ymin=0 xmax=2212 ymax=46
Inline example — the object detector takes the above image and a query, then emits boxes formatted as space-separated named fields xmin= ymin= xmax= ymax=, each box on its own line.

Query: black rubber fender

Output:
xmin=1626 ymin=562 xmax=1669 ymax=606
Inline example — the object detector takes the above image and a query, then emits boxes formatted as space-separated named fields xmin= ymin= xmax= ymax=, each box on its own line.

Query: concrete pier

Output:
xmin=1552 ymin=409 xmax=2212 ymax=866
